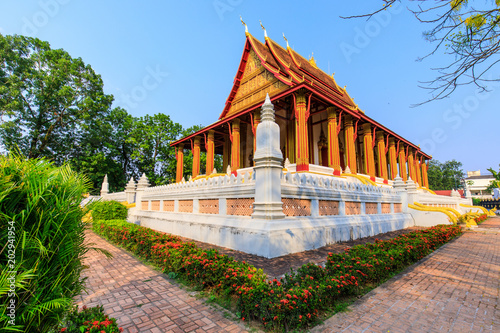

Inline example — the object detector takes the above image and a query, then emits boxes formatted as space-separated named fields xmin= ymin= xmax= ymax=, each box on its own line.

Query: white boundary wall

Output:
xmin=98 ymin=96 xmax=474 ymax=258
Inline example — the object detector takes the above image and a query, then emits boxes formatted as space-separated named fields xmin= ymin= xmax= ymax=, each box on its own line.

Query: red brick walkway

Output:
xmin=76 ymin=231 xmax=248 ymax=333
xmin=312 ymin=217 xmax=500 ymax=333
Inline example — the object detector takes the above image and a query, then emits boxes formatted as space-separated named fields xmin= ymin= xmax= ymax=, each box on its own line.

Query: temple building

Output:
xmin=170 ymin=28 xmax=430 ymax=188
xmin=101 ymin=27 xmax=484 ymax=258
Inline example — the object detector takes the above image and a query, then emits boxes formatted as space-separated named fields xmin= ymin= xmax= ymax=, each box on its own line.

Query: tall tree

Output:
xmin=342 ymin=1 xmax=500 ymax=104
xmin=129 ymin=113 xmax=182 ymax=186
xmin=486 ymin=164 xmax=500 ymax=191
xmin=427 ymin=159 xmax=444 ymax=190
xmin=0 ymin=34 xmax=113 ymax=159
xmin=427 ymin=159 xmax=466 ymax=190
xmin=101 ymin=107 xmax=138 ymax=189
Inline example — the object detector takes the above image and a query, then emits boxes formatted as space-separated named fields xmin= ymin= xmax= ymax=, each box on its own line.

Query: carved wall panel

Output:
xmin=227 ymin=198 xmax=254 ymax=216
xmin=199 ymin=199 xmax=219 ymax=214
xmin=319 ymin=200 xmax=339 ymax=216
xmin=282 ymin=198 xmax=311 ymax=217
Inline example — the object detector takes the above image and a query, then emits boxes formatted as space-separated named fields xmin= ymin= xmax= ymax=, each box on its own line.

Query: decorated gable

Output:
xmin=224 ymin=49 xmax=288 ymax=118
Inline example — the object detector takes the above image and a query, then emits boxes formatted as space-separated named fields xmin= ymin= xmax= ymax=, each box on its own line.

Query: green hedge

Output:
xmin=90 ymin=200 xmax=128 ymax=221
xmin=0 ymin=155 xmax=91 ymax=332
xmin=93 ymin=219 xmax=462 ymax=331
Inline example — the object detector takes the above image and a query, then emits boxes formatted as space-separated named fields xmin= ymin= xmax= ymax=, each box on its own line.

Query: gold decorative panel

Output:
xmin=394 ymin=203 xmax=402 ymax=213
xmin=141 ymin=201 xmax=149 ymax=210
xmin=365 ymin=202 xmax=378 ymax=215
xmin=345 ymin=201 xmax=361 ymax=215
xmin=227 ymin=198 xmax=254 ymax=216
xmin=151 ymin=200 xmax=160 ymax=211
xmin=282 ymin=198 xmax=311 ymax=217
xmin=199 ymin=199 xmax=219 ymax=215
xmin=179 ymin=200 xmax=193 ymax=213
xmin=381 ymin=203 xmax=391 ymax=214
xmin=163 ymin=200 xmax=175 ymax=212
xmin=319 ymin=200 xmax=339 ymax=216
xmin=225 ymin=50 xmax=288 ymax=118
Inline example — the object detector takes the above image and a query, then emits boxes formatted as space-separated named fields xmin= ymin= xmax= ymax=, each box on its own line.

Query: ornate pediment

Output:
xmin=224 ymin=49 xmax=288 ymax=118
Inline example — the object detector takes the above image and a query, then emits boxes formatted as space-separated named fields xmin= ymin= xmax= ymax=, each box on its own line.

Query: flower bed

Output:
xmin=93 ymin=220 xmax=462 ymax=331
xmin=58 ymin=305 xmax=123 ymax=332
xmin=475 ymin=214 xmax=488 ymax=224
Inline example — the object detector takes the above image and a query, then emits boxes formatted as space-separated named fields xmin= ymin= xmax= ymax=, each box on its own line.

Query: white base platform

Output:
xmin=130 ymin=210 xmax=415 ymax=258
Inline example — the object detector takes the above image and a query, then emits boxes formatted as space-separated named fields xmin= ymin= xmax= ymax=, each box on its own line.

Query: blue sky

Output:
xmin=0 ymin=0 xmax=498 ymax=175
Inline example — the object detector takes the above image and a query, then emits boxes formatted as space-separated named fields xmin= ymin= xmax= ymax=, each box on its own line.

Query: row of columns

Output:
xmin=175 ymin=90 xmax=430 ymax=188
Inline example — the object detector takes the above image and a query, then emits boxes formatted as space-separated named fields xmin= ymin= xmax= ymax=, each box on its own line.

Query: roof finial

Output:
xmin=259 ymin=20 xmax=267 ymax=38
xmin=308 ymin=52 xmax=318 ymax=69
xmin=283 ymin=33 xmax=289 ymax=49
xmin=240 ymin=16 xmax=249 ymax=36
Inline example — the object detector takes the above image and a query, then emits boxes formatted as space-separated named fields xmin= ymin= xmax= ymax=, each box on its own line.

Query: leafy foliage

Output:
xmin=486 ymin=164 xmax=500 ymax=191
xmin=0 ymin=33 xmax=113 ymax=159
xmin=342 ymin=1 xmax=500 ymax=103
xmin=0 ymin=33 xmax=225 ymax=193
xmin=90 ymin=201 xmax=128 ymax=222
xmin=129 ymin=114 xmax=182 ymax=186
xmin=427 ymin=159 xmax=465 ymax=190
xmin=472 ymin=197 xmax=482 ymax=205
xmin=58 ymin=305 xmax=123 ymax=333
xmin=0 ymin=154 xmax=92 ymax=332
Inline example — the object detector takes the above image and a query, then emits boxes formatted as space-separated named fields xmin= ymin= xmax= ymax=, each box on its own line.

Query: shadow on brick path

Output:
xmin=76 ymin=231 xmax=249 ymax=333
xmin=311 ymin=217 xmax=500 ymax=333
xmin=77 ymin=218 xmax=500 ymax=333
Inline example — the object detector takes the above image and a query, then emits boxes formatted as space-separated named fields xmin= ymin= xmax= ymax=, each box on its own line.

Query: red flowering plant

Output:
xmin=93 ymin=218 xmax=461 ymax=332
xmin=58 ymin=305 xmax=124 ymax=333
xmin=325 ymin=225 xmax=462 ymax=285
xmin=475 ymin=214 xmax=488 ymax=224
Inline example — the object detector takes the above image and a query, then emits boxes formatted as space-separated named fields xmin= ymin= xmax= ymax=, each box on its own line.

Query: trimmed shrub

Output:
xmin=91 ymin=200 xmax=128 ymax=221
xmin=0 ymin=155 xmax=91 ymax=332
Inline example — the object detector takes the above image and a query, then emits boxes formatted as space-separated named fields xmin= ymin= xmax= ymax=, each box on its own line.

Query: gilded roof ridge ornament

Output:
xmin=259 ymin=20 xmax=268 ymax=38
xmin=308 ymin=52 xmax=318 ymax=69
xmin=240 ymin=16 xmax=249 ymax=36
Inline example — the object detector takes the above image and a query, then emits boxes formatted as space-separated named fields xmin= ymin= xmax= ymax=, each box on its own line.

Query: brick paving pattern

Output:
xmin=76 ymin=231 xmax=248 ymax=333
xmin=312 ymin=217 xmax=500 ymax=333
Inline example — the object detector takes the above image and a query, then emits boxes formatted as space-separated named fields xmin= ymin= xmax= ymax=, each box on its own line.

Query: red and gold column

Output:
xmin=222 ymin=135 xmax=230 ymax=172
xmin=415 ymin=156 xmax=422 ymax=186
xmin=192 ymin=136 xmax=201 ymax=178
xmin=230 ymin=119 xmax=240 ymax=174
xmin=175 ymin=143 xmax=184 ymax=183
xmin=253 ymin=110 xmax=260 ymax=156
xmin=295 ymin=91 xmax=309 ymax=171
xmin=388 ymin=137 xmax=398 ymax=180
xmin=421 ymin=161 xmax=429 ymax=188
xmin=287 ymin=117 xmax=295 ymax=163
xmin=361 ymin=123 xmax=376 ymax=178
xmin=398 ymin=145 xmax=408 ymax=181
xmin=344 ymin=115 xmax=357 ymax=174
xmin=407 ymin=148 xmax=416 ymax=182
xmin=376 ymin=131 xmax=388 ymax=181
xmin=327 ymin=107 xmax=341 ymax=175
xmin=206 ymin=130 xmax=215 ymax=175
